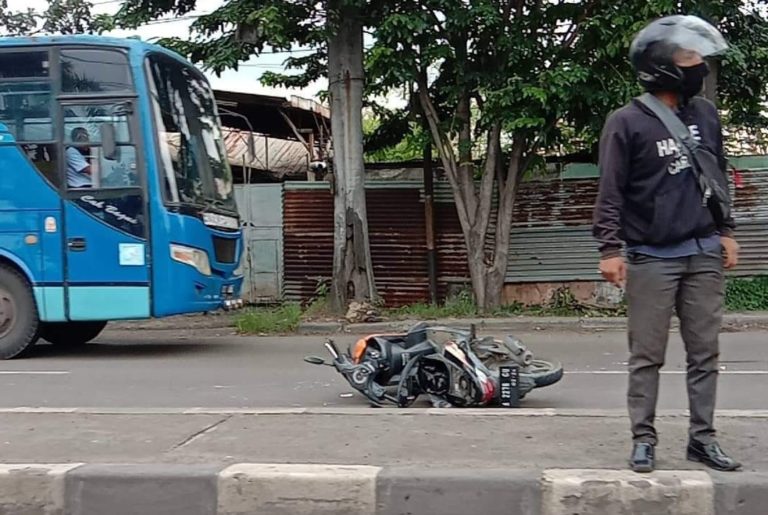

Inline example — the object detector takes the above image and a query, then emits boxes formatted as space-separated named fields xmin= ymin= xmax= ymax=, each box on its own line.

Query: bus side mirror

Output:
xmin=100 ymin=123 xmax=118 ymax=161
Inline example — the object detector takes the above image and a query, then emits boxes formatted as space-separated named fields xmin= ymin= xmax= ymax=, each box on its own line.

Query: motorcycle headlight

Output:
xmin=170 ymin=244 xmax=212 ymax=276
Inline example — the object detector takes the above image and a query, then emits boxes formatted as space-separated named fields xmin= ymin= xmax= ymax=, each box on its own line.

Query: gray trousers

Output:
xmin=626 ymin=249 xmax=724 ymax=445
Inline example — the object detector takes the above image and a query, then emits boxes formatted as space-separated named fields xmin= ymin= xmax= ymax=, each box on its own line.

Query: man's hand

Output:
xmin=600 ymin=256 xmax=626 ymax=288
xmin=721 ymin=236 xmax=739 ymax=269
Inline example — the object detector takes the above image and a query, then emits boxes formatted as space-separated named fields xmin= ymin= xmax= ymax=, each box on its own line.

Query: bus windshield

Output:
xmin=146 ymin=54 xmax=236 ymax=213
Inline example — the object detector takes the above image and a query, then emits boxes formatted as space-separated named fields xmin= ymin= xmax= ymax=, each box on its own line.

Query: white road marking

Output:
xmin=0 ymin=371 xmax=69 ymax=375
xmin=4 ymin=370 xmax=765 ymax=376
xmin=565 ymin=370 xmax=768 ymax=375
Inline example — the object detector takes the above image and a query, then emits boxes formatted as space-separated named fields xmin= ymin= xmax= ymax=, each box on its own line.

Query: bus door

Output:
xmin=60 ymin=99 xmax=151 ymax=320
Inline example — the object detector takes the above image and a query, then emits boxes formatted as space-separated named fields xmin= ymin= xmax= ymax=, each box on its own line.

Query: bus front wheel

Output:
xmin=40 ymin=321 xmax=108 ymax=347
xmin=0 ymin=264 xmax=40 ymax=359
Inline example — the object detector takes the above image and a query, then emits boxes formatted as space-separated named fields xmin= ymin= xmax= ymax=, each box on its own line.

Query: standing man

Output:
xmin=593 ymin=15 xmax=741 ymax=473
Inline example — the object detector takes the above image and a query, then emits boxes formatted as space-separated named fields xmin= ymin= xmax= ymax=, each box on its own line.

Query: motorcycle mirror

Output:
xmin=304 ymin=356 xmax=328 ymax=366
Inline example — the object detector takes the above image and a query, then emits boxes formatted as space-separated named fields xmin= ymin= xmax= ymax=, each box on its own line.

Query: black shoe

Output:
xmin=630 ymin=442 xmax=655 ymax=473
xmin=687 ymin=440 xmax=742 ymax=471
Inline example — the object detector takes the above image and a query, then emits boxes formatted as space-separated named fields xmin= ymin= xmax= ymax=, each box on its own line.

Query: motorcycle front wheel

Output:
xmin=524 ymin=359 xmax=564 ymax=388
xmin=482 ymin=358 xmax=563 ymax=389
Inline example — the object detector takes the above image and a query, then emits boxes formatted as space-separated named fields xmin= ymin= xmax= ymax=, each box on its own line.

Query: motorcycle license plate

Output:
xmin=499 ymin=365 xmax=520 ymax=408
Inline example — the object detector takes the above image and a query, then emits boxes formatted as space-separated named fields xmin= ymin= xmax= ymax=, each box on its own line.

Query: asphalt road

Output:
xmin=0 ymin=327 xmax=766 ymax=410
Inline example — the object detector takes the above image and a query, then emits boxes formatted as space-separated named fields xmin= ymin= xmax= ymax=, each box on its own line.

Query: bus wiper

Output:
xmin=199 ymin=197 xmax=227 ymax=214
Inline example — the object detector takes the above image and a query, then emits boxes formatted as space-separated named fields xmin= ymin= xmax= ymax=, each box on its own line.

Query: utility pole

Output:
xmin=327 ymin=0 xmax=377 ymax=311
xmin=423 ymin=139 xmax=438 ymax=305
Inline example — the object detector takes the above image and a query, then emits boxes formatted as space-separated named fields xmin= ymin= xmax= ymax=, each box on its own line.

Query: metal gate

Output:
xmin=234 ymin=184 xmax=284 ymax=303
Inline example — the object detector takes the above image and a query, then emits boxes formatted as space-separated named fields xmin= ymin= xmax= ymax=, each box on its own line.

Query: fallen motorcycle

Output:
xmin=304 ymin=322 xmax=563 ymax=408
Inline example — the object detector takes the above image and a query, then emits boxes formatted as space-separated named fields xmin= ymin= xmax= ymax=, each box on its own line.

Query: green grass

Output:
xmin=388 ymin=291 xmax=480 ymax=319
xmin=725 ymin=276 xmax=768 ymax=312
xmin=235 ymin=303 xmax=302 ymax=334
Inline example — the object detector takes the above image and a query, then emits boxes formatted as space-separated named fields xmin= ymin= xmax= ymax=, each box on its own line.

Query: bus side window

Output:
xmin=0 ymin=52 xmax=59 ymax=187
xmin=63 ymin=103 xmax=138 ymax=190
xmin=21 ymin=144 xmax=59 ymax=186
xmin=61 ymin=50 xmax=133 ymax=94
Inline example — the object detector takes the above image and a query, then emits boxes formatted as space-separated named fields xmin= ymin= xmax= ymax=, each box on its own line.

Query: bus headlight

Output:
xmin=170 ymin=244 xmax=212 ymax=276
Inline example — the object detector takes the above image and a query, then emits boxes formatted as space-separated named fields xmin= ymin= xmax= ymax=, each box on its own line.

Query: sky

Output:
xmin=7 ymin=0 xmax=328 ymax=101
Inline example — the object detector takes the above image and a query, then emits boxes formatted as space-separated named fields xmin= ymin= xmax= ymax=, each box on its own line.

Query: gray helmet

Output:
xmin=629 ymin=15 xmax=728 ymax=92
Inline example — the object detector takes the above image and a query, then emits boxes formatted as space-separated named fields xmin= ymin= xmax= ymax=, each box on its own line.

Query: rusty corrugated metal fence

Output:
xmin=504 ymin=169 xmax=768 ymax=282
xmin=241 ymin=169 xmax=768 ymax=306
xmin=283 ymin=183 xmax=430 ymax=306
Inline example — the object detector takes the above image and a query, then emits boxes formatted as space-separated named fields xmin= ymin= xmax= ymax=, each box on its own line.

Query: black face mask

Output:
xmin=679 ymin=62 xmax=710 ymax=99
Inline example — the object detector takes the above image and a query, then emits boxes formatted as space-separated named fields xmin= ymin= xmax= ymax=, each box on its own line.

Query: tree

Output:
xmin=0 ymin=0 xmax=113 ymax=35
xmin=365 ymin=0 xmax=612 ymax=309
xmin=365 ymin=0 xmax=768 ymax=311
xmin=114 ymin=0 xmax=378 ymax=312
xmin=0 ymin=0 xmax=36 ymax=35
xmin=364 ymin=113 xmax=428 ymax=162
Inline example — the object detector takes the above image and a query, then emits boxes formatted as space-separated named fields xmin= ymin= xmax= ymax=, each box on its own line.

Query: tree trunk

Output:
xmin=460 ymin=138 xmax=521 ymax=313
xmin=465 ymin=233 xmax=488 ymax=307
xmin=416 ymin=83 xmax=517 ymax=313
xmin=327 ymin=0 xmax=377 ymax=312
xmin=465 ymin=240 xmax=506 ymax=312
xmin=478 ymin=139 xmax=525 ymax=311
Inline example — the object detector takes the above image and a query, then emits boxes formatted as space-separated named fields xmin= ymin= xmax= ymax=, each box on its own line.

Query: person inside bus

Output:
xmin=66 ymin=127 xmax=92 ymax=188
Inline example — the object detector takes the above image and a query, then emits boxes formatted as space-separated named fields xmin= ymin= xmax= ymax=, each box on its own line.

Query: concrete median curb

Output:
xmin=2 ymin=463 xmax=767 ymax=514
xmin=297 ymin=312 xmax=768 ymax=335
xmin=0 ymin=463 xmax=82 ymax=515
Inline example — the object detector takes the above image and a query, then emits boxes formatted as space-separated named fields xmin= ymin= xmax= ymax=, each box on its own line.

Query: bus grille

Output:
xmin=213 ymin=236 xmax=237 ymax=264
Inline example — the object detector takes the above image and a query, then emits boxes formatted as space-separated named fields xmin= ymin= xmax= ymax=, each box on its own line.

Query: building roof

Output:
xmin=214 ymin=89 xmax=329 ymax=143
xmin=222 ymin=129 xmax=311 ymax=178
xmin=165 ymin=128 xmax=311 ymax=179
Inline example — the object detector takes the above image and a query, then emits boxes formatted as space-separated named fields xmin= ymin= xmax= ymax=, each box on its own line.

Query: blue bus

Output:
xmin=0 ymin=35 xmax=244 ymax=359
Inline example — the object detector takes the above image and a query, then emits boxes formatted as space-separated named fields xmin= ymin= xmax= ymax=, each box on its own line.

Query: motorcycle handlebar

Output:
xmin=324 ymin=340 xmax=341 ymax=359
